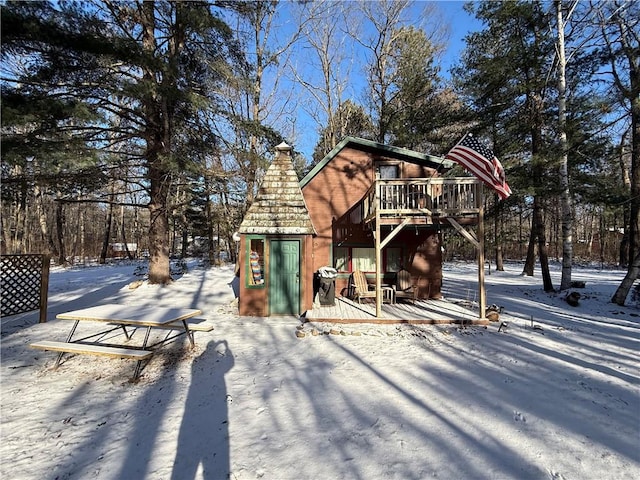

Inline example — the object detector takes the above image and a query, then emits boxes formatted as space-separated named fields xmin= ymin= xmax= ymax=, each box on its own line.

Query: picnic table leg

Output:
xmin=181 ymin=320 xmax=195 ymax=348
xmin=120 ymin=325 xmax=132 ymax=340
xmin=131 ymin=326 xmax=153 ymax=381
xmin=54 ymin=320 xmax=80 ymax=369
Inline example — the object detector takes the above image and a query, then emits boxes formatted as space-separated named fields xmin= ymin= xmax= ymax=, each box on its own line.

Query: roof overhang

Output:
xmin=300 ymin=136 xmax=454 ymax=188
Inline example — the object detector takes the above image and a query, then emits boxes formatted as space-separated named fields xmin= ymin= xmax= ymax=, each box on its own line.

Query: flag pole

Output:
xmin=429 ymin=132 xmax=470 ymax=186
xmin=477 ymin=183 xmax=486 ymax=321
xmin=443 ymin=132 xmax=469 ymax=172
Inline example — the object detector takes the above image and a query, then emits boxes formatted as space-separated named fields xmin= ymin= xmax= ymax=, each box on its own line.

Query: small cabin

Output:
xmin=108 ymin=243 xmax=137 ymax=259
xmin=237 ymin=137 xmax=483 ymax=318
xmin=237 ymin=142 xmax=315 ymax=316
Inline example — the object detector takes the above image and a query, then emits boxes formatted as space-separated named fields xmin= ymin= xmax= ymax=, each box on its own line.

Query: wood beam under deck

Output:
xmin=362 ymin=177 xmax=487 ymax=321
xmin=446 ymin=217 xmax=479 ymax=249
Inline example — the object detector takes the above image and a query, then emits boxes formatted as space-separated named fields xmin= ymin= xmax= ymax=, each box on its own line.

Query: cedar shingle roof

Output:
xmin=239 ymin=143 xmax=316 ymax=235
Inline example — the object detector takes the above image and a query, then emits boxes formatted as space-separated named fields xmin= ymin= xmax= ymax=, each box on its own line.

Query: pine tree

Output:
xmin=1 ymin=1 xmax=244 ymax=282
xmin=454 ymin=0 xmax=557 ymax=291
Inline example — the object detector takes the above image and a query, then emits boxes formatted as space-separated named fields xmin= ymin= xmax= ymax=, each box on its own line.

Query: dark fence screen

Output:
xmin=1 ymin=254 xmax=50 ymax=323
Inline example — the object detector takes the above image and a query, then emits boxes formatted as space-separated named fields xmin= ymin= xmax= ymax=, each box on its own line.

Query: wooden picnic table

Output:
xmin=30 ymin=304 xmax=211 ymax=381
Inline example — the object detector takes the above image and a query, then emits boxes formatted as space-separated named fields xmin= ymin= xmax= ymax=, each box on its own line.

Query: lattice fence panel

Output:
xmin=1 ymin=254 xmax=50 ymax=322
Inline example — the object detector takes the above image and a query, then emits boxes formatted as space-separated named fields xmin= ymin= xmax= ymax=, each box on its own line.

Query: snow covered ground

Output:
xmin=1 ymin=260 xmax=639 ymax=480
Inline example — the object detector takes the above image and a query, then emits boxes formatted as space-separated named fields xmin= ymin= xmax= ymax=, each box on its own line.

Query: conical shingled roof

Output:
xmin=238 ymin=142 xmax=316 ymax=235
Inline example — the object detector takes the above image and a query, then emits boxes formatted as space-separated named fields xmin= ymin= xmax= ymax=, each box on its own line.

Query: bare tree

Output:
xmin=593 ymin=1 xmax=640 ymax=304
xmin=353 ymin=0 xmax=446 ymax=144
xmin=210 ymin=0 xmax=318 ymax=219
xmin=290 ymin=0 xmax=354 ymax=154
xmin=354 ymin=0 xmax=412 ymax=143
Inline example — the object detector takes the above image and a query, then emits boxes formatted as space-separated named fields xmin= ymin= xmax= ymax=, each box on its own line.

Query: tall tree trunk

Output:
xmin=599 ymin=213 xmax=606 ymax=266
xmin=34 ymin=183 xmax=57 ymax=258
xmin=121 ymin=205 xmax=133 ymax=260
xmin=141 ymin=0 xmax=178 ymax=284
xmin=533 ymin=196 xmax=554 ymax=291
xmin=602 ymin=1 xmax=640 ymax=293
xmin=523 ymin=224 xmax=536 ymax=276
xmin=99 ymin=201 xmax=113 ymax=265
xmin=525 ymin=87 xmax=554 ymax=290
xmin=620 ymin=24 xmax=640 ymax=271
xmin=205 ymin=175 xmax=216 ymax=265
xmin=181 ymin=229 xmax=188 ymax=259
xmin=13 ymin=169 xmax=27 ymax=252
xmin=627 ymin=94 xmax=640 ymax=272
xmin=243 ymin=2 xmax=270 ymax=207
xmin=147 ymin=145 xmax=172 ymax=283
xmin=618 ymin=133 xmax=632 ymax=266
xmin=612 ymin=250 xmax=640 ymax=305
xmin=557 ymin=0 xmax=573 ymax=290
xmin=614 ymin=98 xmax=639 ymax=298
xmin=495 ymin=199 xmax=504 ymax=271
xmin=148 ymin=190 xmax=171 ymax=282
xmin=80 ymin=208 xmax=86 ymax=264
xmin=0 ymin=209 xmax=7 ymax=254
xmin=519 ymin=205 xmax=525 ymax=259
xmin=69 ymin=204 xmax=80 ymax=264
xmin=619 ymin=225 xmax=629 ymax=267
xmin=526 ymin=194 xmax=555 ymax=291
xmin=134 ymin=203 xmax=141 ymax=260
xmin=55 ymin=194 xmax=68 ymax=266
xmin=176 ymin=183 xmax=188 ymax=259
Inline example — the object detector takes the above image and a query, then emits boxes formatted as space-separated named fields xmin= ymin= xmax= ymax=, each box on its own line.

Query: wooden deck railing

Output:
xmin=364 ymin=177 xmax=481 ymax=221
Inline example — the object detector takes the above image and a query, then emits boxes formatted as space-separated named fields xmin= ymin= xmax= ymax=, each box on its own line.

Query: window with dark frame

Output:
xmin=333 ymin=246 xmax=402 ymax=273
xmin=247 ymin=237 xmax=265 ymax=287
xmin=379 ymin=165 xmax=399 ymax=179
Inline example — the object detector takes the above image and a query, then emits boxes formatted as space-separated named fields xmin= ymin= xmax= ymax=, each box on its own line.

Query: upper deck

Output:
xmin=363 ymin=177 xmax=482 ymax=226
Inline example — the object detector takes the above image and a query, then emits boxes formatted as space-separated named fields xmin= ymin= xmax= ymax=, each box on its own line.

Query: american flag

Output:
xmin=445 ymin=133 xmax=512 ymax=200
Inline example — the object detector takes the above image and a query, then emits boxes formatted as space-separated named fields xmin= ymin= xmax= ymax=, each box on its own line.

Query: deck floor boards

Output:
xmin=305 ymin=296 xmax=484 ymax=324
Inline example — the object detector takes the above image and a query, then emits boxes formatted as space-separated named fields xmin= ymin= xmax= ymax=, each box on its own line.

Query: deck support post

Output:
xmin=477 ymin=186 xmax=486 ymax=320
xmin=375 ymin=173 xmax=382 ymax=318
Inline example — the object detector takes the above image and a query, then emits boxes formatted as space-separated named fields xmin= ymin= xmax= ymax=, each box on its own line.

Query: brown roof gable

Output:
xmin=238 ymin=142 xmax=316 ymax=235
xmin=299 ymin=136 xmax=453 ymax=188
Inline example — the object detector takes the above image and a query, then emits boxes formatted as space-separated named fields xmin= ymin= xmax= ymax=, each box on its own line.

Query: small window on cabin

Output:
xmin=379 ymin=165 xmax=399 ymax=179
xmin=352 ymin=247 xmax=376 ymax=272
xmin=385 ymin=247 xmax=402 ymax=272
xmin=247 ymin=238 xmax=265 ymax=287
xmin=334 ymin=247 xmax=350 ymax=272
xmin=335 ymin=245 xmax=402 ymax=273
xmin=349 ymin=204 xmax=363 ymax=224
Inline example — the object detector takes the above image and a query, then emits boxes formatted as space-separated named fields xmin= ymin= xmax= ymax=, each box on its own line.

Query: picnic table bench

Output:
xmin=30 ymin=304 xmax=212 ymax=381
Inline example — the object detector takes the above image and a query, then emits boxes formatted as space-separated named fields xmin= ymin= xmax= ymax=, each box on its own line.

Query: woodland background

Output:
xmin=1 ymin=1 xmax=638 ymax=302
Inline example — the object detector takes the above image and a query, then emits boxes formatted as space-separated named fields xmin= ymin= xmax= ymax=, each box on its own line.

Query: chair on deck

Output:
xmin=352 ymin=270 xmax=376 ymax=304
xmin=395 ymin=269 xmax=417 ymax=304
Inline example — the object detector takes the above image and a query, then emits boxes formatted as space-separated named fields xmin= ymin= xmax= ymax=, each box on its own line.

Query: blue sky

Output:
xmin=281 ymin=1 xmax=484 ymax=159
xmin=435 ymin=0 xmax=484 ymax=75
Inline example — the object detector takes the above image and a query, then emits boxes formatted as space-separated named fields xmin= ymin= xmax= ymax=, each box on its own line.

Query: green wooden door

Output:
xmin=269 ymin=239 xmax=300 ymax=315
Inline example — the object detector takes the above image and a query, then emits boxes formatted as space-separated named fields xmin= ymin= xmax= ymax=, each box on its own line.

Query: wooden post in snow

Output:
xmin=478 ymin=185 xmax=486 ymax=320
xmin=375 ymin=173 xmax=382 ymax=318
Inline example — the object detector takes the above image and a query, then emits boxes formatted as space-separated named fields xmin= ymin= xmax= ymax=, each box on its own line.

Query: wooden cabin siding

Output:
xmin=407 ymin=230 xmax=443 ymax=299
xmin=300 ymin=235 xmax=314 ymax=312
xmin=403 ymin=162 xmax=437 ymax=178
xmin=303 ymin=148 xmax=374 ymax=272
xmin=331 ymin=230 xmax=442 ymax=300
xmin=302 ymin=146 xmax=444 ymax=300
